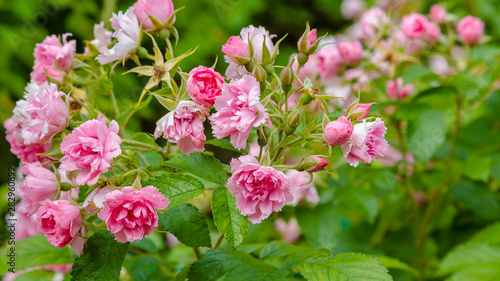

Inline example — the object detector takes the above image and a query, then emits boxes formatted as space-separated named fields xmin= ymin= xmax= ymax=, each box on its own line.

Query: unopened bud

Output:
xmin=60 ymin=182 xmax=72 ymax=191
xmin=299 ymin=90 xmax=314 ymax=105
xmin=285 ymin=108 xmax=302 ymax=135
xmin=159 ymin=29 xmax=171 ymax=39
xmin=280 ymin=65 xmax=294 ymax=94
xmin=350 ymin=103 xmax=372 ymax=121
xmin=137 ymin=47 xmax=151 ymax=59
xmin=297 ymin=52 xmax=309 ymax=66
xmin=252 ymin=63 xmax=268 ymax=83
xmin=296 ymin=155 xmax=328 ymax=172
xmin=257 ymin=125 xmax=272 ymax=146
xmin=323 ymin=116 xmax=353 ymax=146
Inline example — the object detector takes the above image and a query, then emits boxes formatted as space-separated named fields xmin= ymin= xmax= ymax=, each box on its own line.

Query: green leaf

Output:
xmin=462 ymin=158 xmax=491 ymax=182
xmin=369 ymin=255 xmax=419 ymax=277
xmin=129 ymin=256 xmax=167 ymax=281
xmin=71 ymin=231 xmax=129 ymax=281
xmin=294 ymin=253 xmax=393 ymax=281
xmin=144 ymin=173 xmax=205 ymax=208
xmin=407 ymin=108 xmax=446 ymax=162
xmin=16 ymin=235 xmax=76 ymax=271
xmin=451 ymin=181 xmax=500 ymax=220
xmin=205 ymin=138 xmax=248 ymax=153
xmin=211 ymin=186 xmax=249 ymax=249
xmin=336 ymin=188 xmax=379 ymax=224
xmin=187 ymin=248 xmax=290 ymax=281
xmin=163 ymin=152 xmax=227 ymax=185
xmin=296 ymin=204 xmax=343 ymax=248
xmin=438 ymin=242 xmax=500 ymax=276
xmin=470 ymin=222 xmax=500 ymax=244
xmin=14 ymin=270 xmax=56 ymax=281
xmin=158 ymin=203 xmax=211 ymax=248
xmin=131 ymin=237 xmax=158 ymax=253
xmin=259 ymin=240 xmax=329 ymax=268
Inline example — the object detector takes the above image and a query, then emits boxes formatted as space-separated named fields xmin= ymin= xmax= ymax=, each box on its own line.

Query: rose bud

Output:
xmin=457 ymin=16 xmax=485 ymax=44
xmin=323 ymin=116 xmax=354 ymax=146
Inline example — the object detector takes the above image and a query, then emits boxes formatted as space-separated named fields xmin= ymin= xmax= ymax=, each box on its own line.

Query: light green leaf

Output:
xmin=158 ymin=203 xmax=211 ymax=248
xmin=205 ymin=138 xmax=248 ymax=153
xmin=470 ymin=222 xmax=500 ymax=244
xmin=296 ymin=204 xmax=343 ymax=248
xmin=211 ymin=186 xmax=249 ymax=249
xmin=71 ymin=231 xmax=129 ymax=281
xmin=163 ymin=152 xmax=227 ymax=185
xmin=438 ymin=242 xmax=500 ymax=276
xmin=144 ymin=173 xmax=205 ymax=208
xmin=407 ymin=108 xmax=446 ymax=162
xmin=16 ymin=235 xmax=76 ymax=271
xmin=13 ymin=269 xmax=56 ymax=281
xmin=451 ymin=181 xmax=500 ymax=220
xmin=369 ymin=255 xmax=419 ymax=277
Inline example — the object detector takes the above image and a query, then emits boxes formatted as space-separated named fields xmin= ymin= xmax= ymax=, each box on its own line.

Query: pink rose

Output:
xmin=429 ymin=4 xmax=446 ymax=23
xmin=359 ymin=7 xmax=388 ymax=38
xmin=323 ymin=116 xmax=354 ymax=146
xmin=401 ymin=13 xmax=429 ymax=39
xmin=341 ymin=0 xmax=366 ymax=20
xmin=274 ymin=218 xmax=301 ymax=243
xmin=31 ymin=33 xmax=76 ymax=85
xmin=457 ymin=16 xmax=484 ymax=44
xmin=97 ymin=7 xmax=140 ymax=64
xmin=316 ymin=44 xmax=343 ymax=81
xmin=425 ymin=22 xmax=441 ymax=42
xmin=20 ymin=83 xmax=68 ymax=145
xmin=98 ymin=186 xmax=170 ymax=243
xmin=222 ymin=36 xmax=250 ymax=63
xmin=187 ymin=66 xmax=225 ymax=107
xmin=210 ymin=75 xmax=269 ymax=150
xmin=82 ymin=186 xmax=113 ymax=212
xmin=20 ymin=162 xmax=58 ymax=215
xmin=338 ymin=40 xmax=364 ymax=65
xmin=4 ymin=117 xmax=51 ymax=163
xmin=36 ymin=200 xmax=84 ymax=255
xmin=308 ymin=156 xmax=328 ymax=172
xmin=228 ymin=156 xmax=292 ymax=223
xmin=352 ymin=103 xmax=372 ymax=120
xmin=154 ymin=100 xmax=208 ymax=154
xmin=133 ymin=0 xmax=175 ymax=30
xmin=60 ymin=116 xmax=121 ymax=186
xmin=285 ymin=170 xmax=320 ymax=206
xmin=386 ymin=78 xmax=413 ymax=100
xmin=429 ymin=55 xmax=451 ymax=77
xmin=15 ymin=202 xmax=42 ymax=241
xmin=85 ymin=22 xmax=112 ymax=54
xmin=341 ymin=118 xmax=389 ymax=167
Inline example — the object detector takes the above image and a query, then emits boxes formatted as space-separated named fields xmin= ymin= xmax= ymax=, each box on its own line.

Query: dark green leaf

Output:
xmin=407 ymin=108 xmax=446 ymax=162
xmin=451 ymin=181 xmax=500 ymax=220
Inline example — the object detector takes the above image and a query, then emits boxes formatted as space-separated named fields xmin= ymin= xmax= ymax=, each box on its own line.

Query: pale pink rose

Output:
xmin=60 ymin=116 xmax=121 ymax=186
xmin=341 ymin=118 xmax=389 ymax=167
xmin=19 ymin=162 xmax=58 ymax=215
xmin=323 ymin=116 xmax=353 ymax=146
xmin=36 ymin=200 xmax=84 ymax=255
xmin=82 ymin=186 xmax=114 ymax=212
xmin=359 ymin=7 xmax=388 ymax=38
xmin=316 ymin=45 xmax=343 ymax=81
xmin=133 ymin=0 xmax=175 ymax=30
xmin=337 ymin=40 xmax=363 ymax=65
xmin=14 ymin=201 xmax=42 ymax=241
xmin=98 ymin=186 xmax=170 ymax=243
xmin=429 ymin=55 xmax=451 ymax=77
xmin=341 ymin=0 xmax=366 ymax=20
xmin=249 ymin=142 xmax=268 ymax=157
xmin=285 ymin=170 xmax=319 ymax=206
xmin=97 ymin=7 xmax=140 ymax=64
xmin=187 ymin=66 xmax=225 ymax=107
xmin=425 ymin=22 xmax=441 ymax=42
xmin=228 ymin=156 xmax=292 ymax=223
xmin=4 ymin=117 xmax=51 ymax=163
xmin=352 ymin=103 xmax=372 ymax=120
xmin=85 ymin=22 xmax=112 ymax=54
xmin=222 ymin=36 xmax=250 ymax=63
xmin=378 ymin=145 xmax=414 ymax=167
xmin=210 ymin=75 xmax=269 ymax=150
xmin=430 ymin=5 xmax=446 ymax=23
xmin=20 ymin=83 xmax=68 ymax=145
xmin=31 ymin=33 xmax=76 ymax=85
xmin=386 ymin=78 xmax=413 ymax=100
xmin=241 ymin=25 xmax=276 ymax=63
xmin=324 ymin=78 xmax=353 ymax=109
xmin=274 ymin=218 xmax=301 ymax=243
xmin=457 ymin=16 xmax=484 ymax=44
xmin=154 ymin=100 xmax=208 ymax=154
xmin=401 ymin=13 xmax=429 ymax=39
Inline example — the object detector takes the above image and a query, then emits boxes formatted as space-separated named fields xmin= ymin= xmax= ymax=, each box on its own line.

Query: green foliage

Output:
xmin=211 ymin=186 xmax=249 ymax=249
xmin=144 ymin=173 xmax=205 ymax=208
xmin=407 ymin=107 xmax=446 ymax=163
xmin=163 ymin=152 xmax=228 ymax=185
xmin=16 ymin=235 xmax=76 ymax=270
xmin=158 ymin=203 xmax=212 ymax=248
xmin=71 ymin=231 xmax=129 ymax=281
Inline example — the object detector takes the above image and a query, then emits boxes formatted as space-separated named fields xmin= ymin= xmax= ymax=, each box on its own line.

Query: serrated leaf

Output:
xmin=158 ymin=203 xmax=211 ymax=247
xmin=259 ymin=241 xmax=329 ymax=268
xmin=144 ymin=173 xmax=205 ymax=208
xmin=212 ymin=186 xmax=249 ymax=249
xmin=163 ymin=152 xmax=227 ymax=185
xmin=438 ymin=243 xmax=500 ymax=276
xmin=294 ymin=253 xmax=393 ymax=281
xmin=369 ymin=255 xmax=418 ymax=277
xmin=188 ymin=248 xmax=290 ymax=281
xmin=71 ymin=231 xmax=129 ymax=281
xmin=16 ymin=235 xmax=76 ymax=271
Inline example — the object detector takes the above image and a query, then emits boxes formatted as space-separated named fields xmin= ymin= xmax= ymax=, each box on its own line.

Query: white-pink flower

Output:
xmin=210 ymin=75 xmax=269 ymax=150
xmin=341 ymin=0 xmax=366 ymax=20
xmin=228 ymin=156 xmax=293 ymax=223
xmin=97 ymin=7 xmax=140 ymax=64
xmin=359 ymin=7 xmax=388 ymax=38
xmin=154 ymin=100 xmax=208 ymax=154
xmin=386 ymin=78 xmax=413 ymax=100
xmin=341 ymin=118 xmax=389 ymax=167
xmin=338 ymin=40 xmax=364 ymax=65
xmin=19 ymin=162 xmax=58 ymax=216
xmin=429 ymin=4 xmax=447 ymax=23
xmin=274 ymin=218 xmax=301 ymax=243
xmin=4 ymin=117 xmax=51 ymax=164
xmin=60 ymin=116 xmax=121 ymax=186
xmin=285 ymin=170 xmax=320 ymax=206
xmin=85 ymin=22 xmax=112 ymax=54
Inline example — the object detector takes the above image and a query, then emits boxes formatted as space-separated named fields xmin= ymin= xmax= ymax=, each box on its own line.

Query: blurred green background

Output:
xmin=1 ymin=0 xmax=500 ymax=182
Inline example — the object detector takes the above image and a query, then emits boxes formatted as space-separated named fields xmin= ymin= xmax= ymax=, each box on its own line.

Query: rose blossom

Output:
xmin=187 ymin=66 xmax=225 ymax=106
xmin=98 ymin=186 xmax=170 ymax=243
xmin=316 ymin=45 xmax=343 ymax=82
xmin=359 ymin=7 xmax=388 ymax=38
xmin=401 ymin=13 xmax=429 ymax=39
xmin=386 ymin=78 xmax=413 ymax=100
xmin=430 ymin=4 xmax=446 ymax=23
xmin=133 ymin=0 xmax=175 ymax=30
xmin=4 ymin=117 xmax=51 ymax=163
xmin=456 ymin=16 xmax=484 ymax=44
xmin=210 ymin=75 xmax=269 ymax=150
xmin=15 ymin=201 xmax=42 ymax=241
xmin=425 ymin=22 xmax=441 ymax=42
xmin=85 ymin=22 xmax=112 ymax=54
xmin=36 ymin=200 xmax=84 ymax=255
xmin=429 ymin=55 xmax=451 ymax=77
xmin=97 ymin=7 xmax=140 ymax=64
xmin=337 ymin=40 xmax=364 ymax=65
xmin=60 ymin=115 xmax=121 ymax=186
xmin=274 ymin=218 xmax=301 ymax=243
xmin=19 ymin=162 xmax=58 ymax=215
xmin=286 ymin=170 xmax=320 ymax=206
xmin=341 ymin=0 xmax=366 ymax=20
xmin=323 ymin=116 xmax=354 ymax=146
xmin=341 ymin=118 xmax=389 ymax=167
xmin=228 ymin=156 xmax=293 ymax=223
xmin=352 ymin=103 xmax=372 ymax=120
xmin=31 ymin=33 xmax=76 ymax=85
xmin=154 ymin=100 xmax=208 ymax=154
xmin=20 ymin=83 xmax=68 ymax=145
